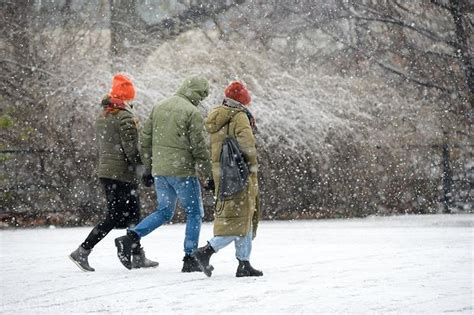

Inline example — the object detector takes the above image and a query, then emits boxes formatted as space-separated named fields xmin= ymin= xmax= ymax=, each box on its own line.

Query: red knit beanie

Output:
xmin=109 ymin=74 xmax=135 ymax=101
xmin=224 ymin=81 xmax=251 ymax=105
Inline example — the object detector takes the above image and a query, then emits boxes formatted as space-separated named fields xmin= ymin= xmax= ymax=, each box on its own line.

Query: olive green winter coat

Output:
xmin=96 ymin=104 xmax=141 ymax=184
xmin=205 ymin=105 xmax=260 ymax=237
xmin=141 ymin=77 xmax=212 ymax=178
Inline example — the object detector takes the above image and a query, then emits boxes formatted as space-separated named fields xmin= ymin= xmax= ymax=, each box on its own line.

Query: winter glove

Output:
xmin=203 ymin=178 xmax=215 ymax=193
xmin=135 ymin=164 xmax=145 ymax=177
xmin=141 ymin=169 xmax=154 ymax=187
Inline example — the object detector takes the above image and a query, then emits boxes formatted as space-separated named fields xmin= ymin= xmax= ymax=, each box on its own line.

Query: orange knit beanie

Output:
xmin=109 ymin=74 xmax=135 ymax=101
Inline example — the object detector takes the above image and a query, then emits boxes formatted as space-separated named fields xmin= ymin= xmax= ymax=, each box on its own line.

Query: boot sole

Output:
xmin=236 ymin=273 xmax=263 ymax=277
xmin=68 ymin=255 xmax=94 ymax=272
xmin=132 ymin=262 xmax=159 ymax=269
xmin=114 ymin=239 xmax=132 ymax=270
xmin=132 ymin=265 xmax=159 ymax=269
xmin=181 ymin=269 xmax=202 ymax=273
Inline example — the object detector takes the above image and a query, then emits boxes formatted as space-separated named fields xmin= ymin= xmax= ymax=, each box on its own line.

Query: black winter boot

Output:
xmin=132 ymin=248 xmax=159 ymax=269
xmin=191 ymin=244 xmax=215 ymax=277
xmin=115 ymin=231 xmax=139 ymax=270
xmin=69 ymin=246 xmax=95 ymax=272
xmin=236 ymin=259 xmax=263 ymax=277
xmin=181 ymin=254 xmax=201 ymax=272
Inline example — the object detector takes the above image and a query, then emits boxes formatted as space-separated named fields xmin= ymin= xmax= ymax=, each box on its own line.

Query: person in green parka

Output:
xmin=192 ymin=81 xmax=263 ymax=277
xmin=114 ymin=76 xmax=214 ymax=272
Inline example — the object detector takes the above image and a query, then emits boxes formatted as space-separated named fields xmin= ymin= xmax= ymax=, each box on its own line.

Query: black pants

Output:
xmin=81 ymin=178 xmax=141 ymax=254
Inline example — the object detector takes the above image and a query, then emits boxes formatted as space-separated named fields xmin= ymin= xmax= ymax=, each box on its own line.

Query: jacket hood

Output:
xmin=175 ymin=76 xmax=209 ymax=106
xmin=205 ymin=105 xmax=243 ymax=134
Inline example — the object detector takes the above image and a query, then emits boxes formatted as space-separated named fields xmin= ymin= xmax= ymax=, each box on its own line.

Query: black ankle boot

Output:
xmin=181 ymin=255 xmax=201 ymax=272
xmin=236 ymin=259 xmax=263 ymax=277
xmin=191 ymin=243 xmax=215 ymax=277
xmin=114 ymin=231 xmax=140 ymax=270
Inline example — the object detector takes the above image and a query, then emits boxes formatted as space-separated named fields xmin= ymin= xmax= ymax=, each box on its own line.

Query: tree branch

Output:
xmin=0 ymin=59 xmax=54 ymax=77
xmin=146 ymin=0 xmax=245 ymax=39
xmin=430 ymin=0 xmax=453 ymax=11
xmin=345 ymin=14 xmax=458 ymax=48
xmin=319 ymin=28 xmax=454 ymax=93
xmin=37 ymin=69 xmax=89 ymax=107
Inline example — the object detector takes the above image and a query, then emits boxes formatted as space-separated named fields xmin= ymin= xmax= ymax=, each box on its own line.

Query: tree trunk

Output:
xmin=449 ymin=0 xmax=474 ymax=107
xmin=442 ymin=140 xmax=453 ymax=214
xmin=1 ymin=0 xmax=33 ymax=100
xmin=109 ymin=0 xmax=138 ymax=71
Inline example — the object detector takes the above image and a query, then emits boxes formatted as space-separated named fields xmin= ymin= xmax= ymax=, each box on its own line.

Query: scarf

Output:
xmin=101 ymin=95 xmax=130 ymax=115
xmin=222 ymin=97 xmax=258 ymax=134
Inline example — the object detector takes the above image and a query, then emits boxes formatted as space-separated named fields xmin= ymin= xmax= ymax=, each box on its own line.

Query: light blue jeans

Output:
xmin=208 ymin=229 xmax=253 ymax=261
xmin=130 ymin=176 xmax=204 ymax=255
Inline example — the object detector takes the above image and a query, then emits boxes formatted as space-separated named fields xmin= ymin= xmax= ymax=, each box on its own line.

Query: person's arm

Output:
xmin=233 ymin=112 xmax=258 ymax=173
xmin=140 ymin=111 xmax=153 ymax=170
xmin=119 ymin=111 xmax=141 ymax=167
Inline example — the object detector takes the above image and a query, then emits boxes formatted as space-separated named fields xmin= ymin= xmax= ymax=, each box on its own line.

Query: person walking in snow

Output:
xmin=114 ymin=76 xmax=214 ymax=272
xmin=192 ymin=81 xmax=263 ymax=277
xmin=69 ymin=74 xmax=158 ymax=272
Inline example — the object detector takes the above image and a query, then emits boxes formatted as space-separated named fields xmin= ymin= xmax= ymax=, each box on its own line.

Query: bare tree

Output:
xmin=1 ymin=0 xmax=108 ymax=221
xmin=330 ymin=0 xmax=473 ymax=110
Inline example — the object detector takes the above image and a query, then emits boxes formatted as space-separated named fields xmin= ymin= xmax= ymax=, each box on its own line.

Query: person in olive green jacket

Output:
xmin=192 ymin=81 xmax=263 ymax=278
xmin=69 ymin=74 xmax=158 ymax=272
xmin=114 ymin=76 xmax=214 ymax=272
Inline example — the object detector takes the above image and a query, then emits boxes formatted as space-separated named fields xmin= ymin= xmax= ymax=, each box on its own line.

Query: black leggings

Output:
xmin=81 ymin=178 xmax=141 ymax=254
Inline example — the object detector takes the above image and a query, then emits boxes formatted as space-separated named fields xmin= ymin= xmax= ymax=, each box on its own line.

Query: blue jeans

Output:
xmin=208 ymin=229 xmax=252 ymax=261
xmin=130 ymin=176 xmax=204 ymax=255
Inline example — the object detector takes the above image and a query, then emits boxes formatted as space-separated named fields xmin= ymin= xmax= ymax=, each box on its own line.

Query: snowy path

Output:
xmin=1 ymin=214 xmax=473 ymax=314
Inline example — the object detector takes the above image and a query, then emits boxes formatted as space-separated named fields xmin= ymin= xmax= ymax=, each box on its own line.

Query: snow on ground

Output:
xmin=1 ymin=214 xmax=473 ymax=314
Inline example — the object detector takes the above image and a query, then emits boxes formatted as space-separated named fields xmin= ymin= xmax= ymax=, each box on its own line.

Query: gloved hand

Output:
xmin=203 ymin=178 xmax=215 ymax=193
xmin=141 ymin=169 xmax=154 ymax=187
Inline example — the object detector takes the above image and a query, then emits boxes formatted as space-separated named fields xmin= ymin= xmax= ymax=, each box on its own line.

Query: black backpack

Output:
xmin=219 ymin=122 xmax=249 ymax=200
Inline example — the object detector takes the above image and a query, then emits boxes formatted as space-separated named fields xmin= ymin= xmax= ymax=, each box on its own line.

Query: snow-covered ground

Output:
xmin=1 ymin=214 xmax=473 ymax=314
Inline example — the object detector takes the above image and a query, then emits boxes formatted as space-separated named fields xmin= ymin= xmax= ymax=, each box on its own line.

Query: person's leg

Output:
xmin=124 ymin=182 xmax=141 ymax=230
xmin=122 ymin=182 xmax=141 ymax=255
xmin=116 ymin=177 xmax=177 ymax=269
xmin=117 ymin=182 xmax=159 ymax=268
xmin=234 ymin=230 xmax=252 ymax=261
xmin=130 ymin=176 xmax=177 ymax=238
xmin=172 ymin=176 xmax=204 ymax=255
xmin=234 ymin=228 xmax=262 ymax=277
xmin=81 ymin=178 xmax=122 ymax=250
xmin=191 ymin=236 xmax=238 ymax=277
xmin=71 ymin=178 xmax=121 ymax=272
xmin=209 ymin=236 xmax=238 ymax=253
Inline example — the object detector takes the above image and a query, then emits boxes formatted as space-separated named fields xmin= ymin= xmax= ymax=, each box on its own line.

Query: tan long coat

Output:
xmin=205 ymin=105 xmax=260 ymax=237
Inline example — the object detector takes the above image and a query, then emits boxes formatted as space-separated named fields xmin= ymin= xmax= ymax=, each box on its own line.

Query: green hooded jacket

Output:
xmin=205 ymin=105 xmax=260 ymax=237
xmin=141 ymin=76 xmax=212 ymax=178
xmin=96 ymin=103 xmax=141 ymax=184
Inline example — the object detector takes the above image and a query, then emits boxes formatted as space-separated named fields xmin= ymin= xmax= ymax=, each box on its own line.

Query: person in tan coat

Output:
xmin=192 ymin=81 xmax=263 ymax=277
